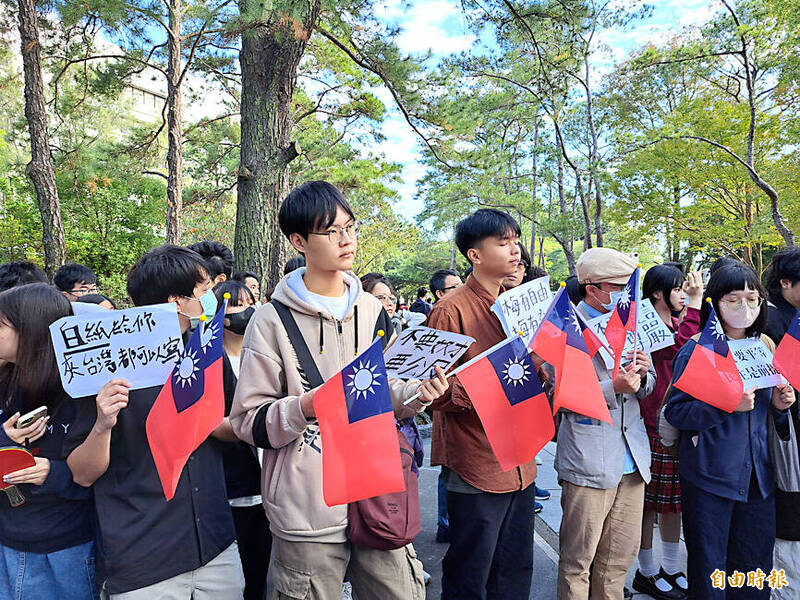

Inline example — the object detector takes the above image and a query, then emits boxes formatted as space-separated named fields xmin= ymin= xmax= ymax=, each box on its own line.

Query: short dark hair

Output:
xmin=187 ymin=241 xmax=234 ymax=280
xmin=709 ymin=256 xmax=740 ymax=275
xmin=455 ymin=209 xmax=521 ymax=263
xmin=76 ymin=293 xmax=117 ymax=309
xmin=232 ymin=270 xmax=259 ymax=283
xmin=278 ymin=181 xmax=356 ymax=240
xmin=417 ymin=286 xmax=428 ymax=298
xmin=127 ymin=245 xmax=209 ymax=307
xmin=284 ymin=255 xmax=306 ymax=275
xmin=663 ymin=261 xmax=685 ymax=274
xmin=565 ymin=276 xmax=583 ymax=304
xmin=429 ymin=269 xmax=458 ymax=297
xmin=0 ymin=261 xmax=48 ymax=292
xmin=0 ymin=283 xmax=72 ymax=409
xmin=702 ymin=263 xmax=767 ymax=338
xmin=643 ymin=264 xmax=685 ymax=312
xmin=53 ymin=263 xmax=97 ymax=292
xmin=765 ymin=247 xmax=800 ymax=299
xmin=213 ymin=280 xmax=255 ymax=308
xmin=361 ymin=272 xmax=393 ymax=295
xmin=517 ymin=242 xmax=548 ymax=284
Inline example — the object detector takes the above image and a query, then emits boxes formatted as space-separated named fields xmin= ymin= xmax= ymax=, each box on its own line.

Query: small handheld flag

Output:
xmin=673 ymin=300 xmax=743 ymax=412
xmin=773 ymin=306 xmax=800 ymax=390
xmin=456 ymin=335 xmax=554 ymax=471
xmin=605 ymin=267 xmax=641 ymax=379
xmin=314 ymin=338 xmax=404 ymax=507
xmin=531 ymin=287 xmax=612 ymax=423
xmin=146 ymin=295 xmax=228 ymax=500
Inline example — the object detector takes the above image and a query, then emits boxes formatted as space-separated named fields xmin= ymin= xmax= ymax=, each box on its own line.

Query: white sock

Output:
xmin=654 ymin=577 xmax=674 ymax=592
xmin=638 ymin=547 xmax=658 ymax=577
xmin=661 ymin=541 xmax=683 ymax=576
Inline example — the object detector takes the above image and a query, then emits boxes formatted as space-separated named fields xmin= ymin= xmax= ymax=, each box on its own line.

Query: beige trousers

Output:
xmin=557 ymin=473 xmax=645 ymax=600
xmin=108 ymin=542 xmax=244 ymax=600
xmin=271 ymin=537 xmax=425 ymax=600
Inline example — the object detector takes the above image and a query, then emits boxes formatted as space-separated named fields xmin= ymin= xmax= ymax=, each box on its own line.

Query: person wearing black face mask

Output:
xmin=214 ymin=282 xmax=257 ymax=373
xmin=212 ymin=281 xmax=270 ymax=600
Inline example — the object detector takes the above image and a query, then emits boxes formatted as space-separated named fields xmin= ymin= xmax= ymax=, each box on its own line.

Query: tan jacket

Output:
xmin=230 ymin=272 xmax=421 ymax=543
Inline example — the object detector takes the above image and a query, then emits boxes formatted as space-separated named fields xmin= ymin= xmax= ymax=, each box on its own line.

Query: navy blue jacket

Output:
xmin=665 ymin=339 xmax=787 ymax=502
xmin=0 ymin=398 xmax=93 ymax=553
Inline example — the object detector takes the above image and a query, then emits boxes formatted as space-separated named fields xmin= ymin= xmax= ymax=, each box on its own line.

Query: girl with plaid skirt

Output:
xmin=632 ymin=265 xmax=703 ymax=600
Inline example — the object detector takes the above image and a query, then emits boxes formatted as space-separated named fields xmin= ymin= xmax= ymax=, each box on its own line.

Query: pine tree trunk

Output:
xmin=165 ymin=0 xmax=183 ymax=244
xmin=235 ymin=0 xmax=321 ymax=287
xmin=530 ymin=118 xmax=538 ymax=259
xmin=17 ymin=0 xmax=65 ymax=277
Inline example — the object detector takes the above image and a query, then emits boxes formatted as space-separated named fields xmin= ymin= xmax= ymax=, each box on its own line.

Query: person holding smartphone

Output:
xmin=0 ymin=283 xmax=97 ymax=599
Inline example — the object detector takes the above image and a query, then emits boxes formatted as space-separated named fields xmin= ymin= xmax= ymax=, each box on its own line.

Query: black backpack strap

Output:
xmin=270 ymin=300 xmax=324 ymax=388
xmin=374 ymin=308 xmax=393 ymax=350
xmin=250 ymin=300 xmax=323 ymax=449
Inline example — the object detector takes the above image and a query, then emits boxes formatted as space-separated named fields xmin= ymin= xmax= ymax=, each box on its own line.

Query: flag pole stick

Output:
xmin=402 ymin=336 xmax=520 ymax=405
xmin=631 ymin=266 xmax=642 ymax=370
xmin=401 ymin=358 xmax=476 ymax=405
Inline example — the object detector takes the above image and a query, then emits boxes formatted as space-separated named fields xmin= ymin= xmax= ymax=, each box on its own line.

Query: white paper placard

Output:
xmin=728 ymin=338 xmax=787 ymax=390
xmin=50 ymin=303 xmax=184 ymax=398
xmin=586 ymin=299 xmax=675 ymax=369
xmin=492 ymin=276 xmax=553 ymax=345
xmin=384 ymin=326 xmax=475 ymax=380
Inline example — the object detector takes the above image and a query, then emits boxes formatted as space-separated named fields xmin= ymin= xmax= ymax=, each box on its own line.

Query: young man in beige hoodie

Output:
xmin=230 ymin=181 xmax=448 ymax=600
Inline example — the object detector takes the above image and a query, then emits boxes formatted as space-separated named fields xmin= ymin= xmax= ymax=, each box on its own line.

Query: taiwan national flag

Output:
xmin=314 ymin=339 xmax=404 ymax=507
xmin=531 ymin=287 xmax=612 ymax=423
xmin=457 ymin=336 xmax=554 ymax=471
xmin=605 ymin=268 xmax=641 ymax=378
xmin=146 ymin=300 xmax=227 ymax=501
xmin=673 ymin=302 xmax=743 ymax=412
xmin=773 ymin=306 xmax=800 ymax=390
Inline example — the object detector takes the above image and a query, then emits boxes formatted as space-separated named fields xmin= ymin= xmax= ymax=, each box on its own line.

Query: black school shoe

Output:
xmin=632 ymin=570 xmax=686 ymax=600
xmin=660 ymin=568 xmax=688 ymax=595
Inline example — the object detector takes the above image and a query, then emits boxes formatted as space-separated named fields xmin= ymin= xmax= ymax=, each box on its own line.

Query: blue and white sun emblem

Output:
xmin=569 ymin=312 xmax=583 ymax=334
xmin=502 ymin=357 xmax=531 ymax=387
xmin=200 ymin=320 xmax=220 ymax=353
xmin=174 ymin=348 xmax=200 ymax=388
xmin=709 ymin=314 xmax=726 ymax=341
xmin=347 ymin=360 xmax=381 ymax=400
xmin=618 ymin=286 xmax=632 ymax=309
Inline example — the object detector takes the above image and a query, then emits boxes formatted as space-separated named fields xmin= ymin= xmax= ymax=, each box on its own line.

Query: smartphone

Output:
xmin=15 ymin=406 xmax=48 ymax=429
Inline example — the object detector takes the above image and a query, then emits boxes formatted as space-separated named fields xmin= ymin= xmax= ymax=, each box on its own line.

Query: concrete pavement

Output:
xmin=414 ymin=439 xmax=687 ymax=599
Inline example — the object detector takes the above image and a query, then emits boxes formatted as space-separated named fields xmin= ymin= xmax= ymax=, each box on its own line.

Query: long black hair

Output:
xmin=0 ymin=284 xmax=72 ymax=411
xmin=701 ymin=263 xmax=768 ymax=338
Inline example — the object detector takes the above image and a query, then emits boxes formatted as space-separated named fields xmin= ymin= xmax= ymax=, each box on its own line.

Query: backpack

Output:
xmin=270 ymin=301 xmax=421 ymax=550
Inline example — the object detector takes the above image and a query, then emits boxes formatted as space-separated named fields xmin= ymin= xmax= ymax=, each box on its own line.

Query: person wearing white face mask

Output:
xmin=551 ymin=247 xmax=656 ymax=600
xmin=665 ymin=263 xmax=796 ymax=600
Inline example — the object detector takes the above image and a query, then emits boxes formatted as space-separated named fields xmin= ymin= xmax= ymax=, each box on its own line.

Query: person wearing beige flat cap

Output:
xmin=543 ymin=247 xmax=661 ymax=600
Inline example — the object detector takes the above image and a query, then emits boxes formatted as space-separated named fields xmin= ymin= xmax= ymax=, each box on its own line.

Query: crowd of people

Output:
xmin=0 ymin=179 xmax=798 ymax=600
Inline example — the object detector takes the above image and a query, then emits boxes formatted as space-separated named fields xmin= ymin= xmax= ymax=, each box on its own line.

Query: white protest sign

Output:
xmin=728 ymin=338 xmax=787 ymax=390
xmin=50 ymin=303 xmax=184 ymax=398
xmin=492 ymin=276 xmax=553 ymax=345
xmin=586 ymin=299 xmax=674 ymax=369
xmin=384 ymin=326 xmax=475 ymax=380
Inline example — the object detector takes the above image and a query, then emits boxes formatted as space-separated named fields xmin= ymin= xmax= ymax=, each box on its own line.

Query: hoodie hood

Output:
xmin=277 ymin=267 xmax=362 ymax=321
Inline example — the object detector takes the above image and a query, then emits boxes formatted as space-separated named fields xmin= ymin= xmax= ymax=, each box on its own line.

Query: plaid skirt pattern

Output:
xmin=644 ymin=433 xmax=682 ymax=514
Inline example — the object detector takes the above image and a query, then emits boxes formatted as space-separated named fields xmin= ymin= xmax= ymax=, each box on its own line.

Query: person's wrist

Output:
xmin=92 ymin=419 xmax=113 ymax=435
